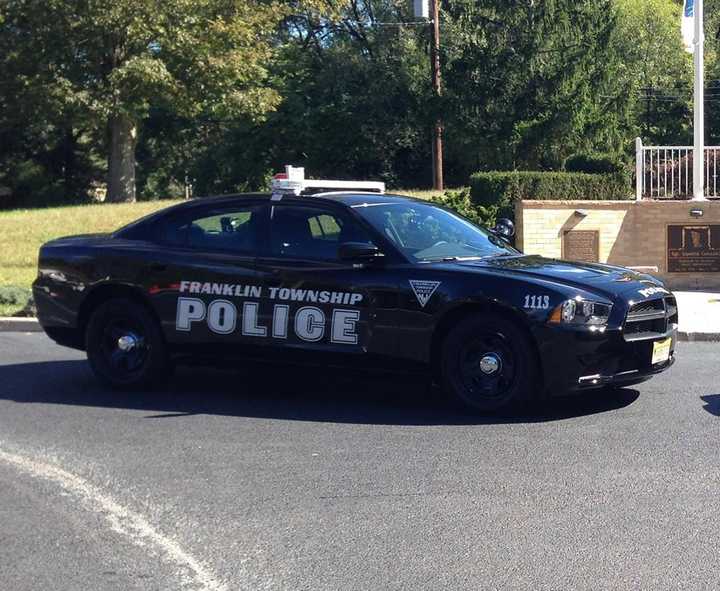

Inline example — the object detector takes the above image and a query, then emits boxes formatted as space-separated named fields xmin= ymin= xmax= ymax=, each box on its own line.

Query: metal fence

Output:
xmin=635 ymin=137 xmax=720 ymax=200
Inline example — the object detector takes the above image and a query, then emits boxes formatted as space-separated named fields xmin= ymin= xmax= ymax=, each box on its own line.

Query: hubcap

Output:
xmin=479 ymin=353 xmax=502 ymax=375
xmin=117 ymin=334 xmax=140 ymax=352
xmin=458 ymin=332 xmax=517 ymax=401
xmin=100 ymin=319 xmax=149 ymax=376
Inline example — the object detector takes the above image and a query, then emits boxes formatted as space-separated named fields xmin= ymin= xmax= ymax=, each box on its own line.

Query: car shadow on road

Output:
xmin=0 ymin=360 xmax=641 ymax=426
xmin=701 ymin=395 xmax=720 ymax=416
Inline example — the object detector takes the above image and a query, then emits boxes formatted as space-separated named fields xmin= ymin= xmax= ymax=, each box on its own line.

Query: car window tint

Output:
xmin=159 ymin=205 xmax=262 ymax=254
xmin=270 ymin=205 xmax=372 ymax=260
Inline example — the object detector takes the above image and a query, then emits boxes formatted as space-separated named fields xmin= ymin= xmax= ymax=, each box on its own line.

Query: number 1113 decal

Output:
xmin=524 ymin=294 xmax=550 ymax=310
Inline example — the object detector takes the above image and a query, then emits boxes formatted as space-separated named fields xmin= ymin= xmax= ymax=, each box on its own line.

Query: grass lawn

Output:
xmin=0 ymin=200 xmax=180 ymax=316
xmin=0 ymin=188 xmax=452 ymax=317
xmin=395 ymin=188 xmax=447 ymax=200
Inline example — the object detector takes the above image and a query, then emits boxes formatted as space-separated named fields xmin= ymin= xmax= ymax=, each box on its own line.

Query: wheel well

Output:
xmin=429 ymin=302 xmax=544 ymax=387
xmin=78 ymin=284 xmax=159 ymax=337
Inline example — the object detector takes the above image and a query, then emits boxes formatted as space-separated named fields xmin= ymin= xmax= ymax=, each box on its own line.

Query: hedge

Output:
xmin=469 ymin=171 xmax=632 ymax=213
xmin=563 ymin=152 xmax=625 ymax=175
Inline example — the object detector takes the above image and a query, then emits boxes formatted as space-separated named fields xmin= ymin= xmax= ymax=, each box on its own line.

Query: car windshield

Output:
xmin=352 ymin=201 xmax=518 ymax=262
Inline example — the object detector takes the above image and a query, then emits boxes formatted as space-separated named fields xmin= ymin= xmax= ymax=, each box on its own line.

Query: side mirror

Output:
xmin=338 ymin=242 xmax=383 ymax=262
xmin=493 ymin=218 xmax=515 ymax=239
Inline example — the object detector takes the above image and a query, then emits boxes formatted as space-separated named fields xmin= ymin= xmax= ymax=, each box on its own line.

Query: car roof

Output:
xmin=114 ymin=191 xmax=428 ymax=238
xmin=186 ymin=191 xmax=424 ymax=206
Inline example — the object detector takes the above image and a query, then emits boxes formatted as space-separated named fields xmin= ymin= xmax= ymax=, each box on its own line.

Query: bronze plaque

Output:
xmin=563 ymin=230 xmax=599 ymax=263
xmin=667 ymin=225 xmax=720 ymax=272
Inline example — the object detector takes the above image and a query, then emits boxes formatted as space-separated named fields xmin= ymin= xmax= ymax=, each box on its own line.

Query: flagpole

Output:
xmin=693 ymin=0 xmax=705 ymax=201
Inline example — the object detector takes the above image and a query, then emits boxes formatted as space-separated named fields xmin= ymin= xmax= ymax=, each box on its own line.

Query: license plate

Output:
xmin=651 ymin=338 xmax=672 ymax=365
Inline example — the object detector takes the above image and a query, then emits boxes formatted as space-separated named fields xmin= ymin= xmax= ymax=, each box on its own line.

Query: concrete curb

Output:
xmin=677 ymin=331 xmax=720 ymax=342
xmin=0 ymin=317 xmax=43 ymax=332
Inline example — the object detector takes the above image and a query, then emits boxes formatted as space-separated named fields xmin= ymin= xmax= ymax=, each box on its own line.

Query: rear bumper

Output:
xmin=532 ymin=324 xmax=677 ymax=396
xmin=32 ymin=283 xmax=85 ymax=350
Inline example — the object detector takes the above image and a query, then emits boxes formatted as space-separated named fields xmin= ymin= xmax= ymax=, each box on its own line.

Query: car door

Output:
xmin=255 ymin=200 xmax=400 ymax=356
xmin=143 ymin=200 xmax=270 ymax=347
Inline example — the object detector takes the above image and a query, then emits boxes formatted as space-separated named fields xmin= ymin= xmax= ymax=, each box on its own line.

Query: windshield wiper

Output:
xmin=482 ymin=252 xmax=517 ymax=259
xmin=420 ymin=255 xmax=484 ymax=262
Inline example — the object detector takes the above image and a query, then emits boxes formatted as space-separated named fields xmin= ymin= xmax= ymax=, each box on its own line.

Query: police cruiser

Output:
xmin=33 ymin=166 xmax=677 ymax=412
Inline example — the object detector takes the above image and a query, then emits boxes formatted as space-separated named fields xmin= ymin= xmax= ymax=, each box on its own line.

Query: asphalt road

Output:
xmin=0 ymin=333 xmax=718 ymax=591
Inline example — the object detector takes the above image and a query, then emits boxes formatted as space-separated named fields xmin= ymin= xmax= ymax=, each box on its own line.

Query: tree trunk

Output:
xmin=60 ymin=129 xmax=79 ymax=202
xmin=107 ymin=115 xmax=137 ymax=203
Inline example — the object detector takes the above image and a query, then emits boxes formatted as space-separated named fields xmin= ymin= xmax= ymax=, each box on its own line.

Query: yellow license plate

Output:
xmin=651 ymin=338 xmax=672 ymax=365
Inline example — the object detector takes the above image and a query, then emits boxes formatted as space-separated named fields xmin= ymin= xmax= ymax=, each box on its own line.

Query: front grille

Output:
xmin=623 ymin=296 xmax=678 ymax=342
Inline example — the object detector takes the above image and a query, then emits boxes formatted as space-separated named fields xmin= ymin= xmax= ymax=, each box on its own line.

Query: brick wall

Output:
xmin=516 ymin=200 xmax=720 ymax=290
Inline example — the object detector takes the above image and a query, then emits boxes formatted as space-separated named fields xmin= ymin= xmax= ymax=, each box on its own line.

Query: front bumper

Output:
xmin=532 ymin=324 xmax=677 ymax=396
xmin=576 ymin=354 xmax=675 ymax=389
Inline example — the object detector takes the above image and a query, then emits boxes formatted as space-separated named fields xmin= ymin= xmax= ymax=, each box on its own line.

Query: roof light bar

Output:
xmin=271 ymin=165 xmax=385 ymax=197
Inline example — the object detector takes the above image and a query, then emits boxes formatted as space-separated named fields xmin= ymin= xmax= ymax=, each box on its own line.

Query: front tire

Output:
xmin=440 ymin=314 xmax=539 ymax=413
xmin=85 ymin=298 xmax=171 ymax=389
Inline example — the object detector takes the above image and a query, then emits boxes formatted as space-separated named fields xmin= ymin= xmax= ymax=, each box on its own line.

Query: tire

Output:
xmin=85 ymin=298 xmax=171 ymax=389
xmin=440 ymin=313 xmax=539 ymax=413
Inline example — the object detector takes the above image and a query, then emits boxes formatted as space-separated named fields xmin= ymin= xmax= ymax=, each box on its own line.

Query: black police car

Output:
xmin=33 ymin=168 xmax=677 ymax=412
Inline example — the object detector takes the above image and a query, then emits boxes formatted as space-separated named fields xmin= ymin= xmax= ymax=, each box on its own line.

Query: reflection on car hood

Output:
xmin=455 ymin=255 xmax=666 ymax=299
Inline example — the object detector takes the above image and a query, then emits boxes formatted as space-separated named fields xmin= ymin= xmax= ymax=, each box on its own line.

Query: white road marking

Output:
xmin=0 ymin=445 xmax=227 ymax=591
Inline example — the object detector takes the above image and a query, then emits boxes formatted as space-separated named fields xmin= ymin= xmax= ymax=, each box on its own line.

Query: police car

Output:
xmin=33 ymin=166 xmax=677 ymax=412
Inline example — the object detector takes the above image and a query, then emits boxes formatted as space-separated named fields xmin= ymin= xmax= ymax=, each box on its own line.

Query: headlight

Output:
xmin=548 ymin=298 xmax=612 ymax=328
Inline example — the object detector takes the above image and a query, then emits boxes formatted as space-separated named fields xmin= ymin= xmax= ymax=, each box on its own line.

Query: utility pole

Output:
xmin=430 ymin=0 xmax=444 ymax=191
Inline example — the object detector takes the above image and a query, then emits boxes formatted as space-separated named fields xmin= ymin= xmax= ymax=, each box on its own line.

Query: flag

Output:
xmin=683 ymin=0 xmax=695 ymax=53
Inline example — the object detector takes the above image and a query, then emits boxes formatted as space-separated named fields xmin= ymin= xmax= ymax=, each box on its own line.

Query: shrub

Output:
xmin=564 ymin=152 xmax=625 ymax=175
xmin=0 ymin=285 xmax=34 ymax=316
xmin=431 ymin=188 xmax=503 ymax=228
xmin=469 ymin=170 xmax=631 ymax=213
xmin=0 ymin=285 xmax=32 ymax=307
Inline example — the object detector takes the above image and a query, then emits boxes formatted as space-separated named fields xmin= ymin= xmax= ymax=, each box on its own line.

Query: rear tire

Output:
xmin=440 ymin=314 xmax=539 ymax=413
xmin=85 ymin=298 xmax=171 ymax=389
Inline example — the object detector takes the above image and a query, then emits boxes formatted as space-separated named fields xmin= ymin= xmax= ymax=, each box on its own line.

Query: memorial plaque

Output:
xmin=563 ymin=230 xmax=599 ymax=263
xmin=667 ymin=225 xmax=720 ymax=273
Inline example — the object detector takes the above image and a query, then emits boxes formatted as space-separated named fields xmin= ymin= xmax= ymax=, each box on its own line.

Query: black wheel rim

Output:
xmin=458 ymin=331 xmax=517 ymax=402
xmin=99 ymin=316 xmax=150 ymax=379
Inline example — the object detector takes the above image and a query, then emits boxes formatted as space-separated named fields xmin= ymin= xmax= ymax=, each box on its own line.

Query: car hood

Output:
xmin=455 ymin=255 xmax=668 ymax=300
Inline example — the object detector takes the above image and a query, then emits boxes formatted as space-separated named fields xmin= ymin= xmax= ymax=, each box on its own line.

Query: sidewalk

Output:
xmin=674 ymin=291 xmax=720 ymax=341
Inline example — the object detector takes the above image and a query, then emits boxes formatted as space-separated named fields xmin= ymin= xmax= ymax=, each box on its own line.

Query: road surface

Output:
xmin=0 ymin=333 xmax=718 ymax=590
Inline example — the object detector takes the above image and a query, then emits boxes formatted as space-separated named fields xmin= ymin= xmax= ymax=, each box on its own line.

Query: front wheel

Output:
xmin=440 ymin=314 xmax=539 ymax=413
xmin=85 ymin=298 xmax=171 ymax=389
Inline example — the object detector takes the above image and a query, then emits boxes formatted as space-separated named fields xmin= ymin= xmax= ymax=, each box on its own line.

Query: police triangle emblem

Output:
xmin=409 ymin=280 xmax=441 ymax=308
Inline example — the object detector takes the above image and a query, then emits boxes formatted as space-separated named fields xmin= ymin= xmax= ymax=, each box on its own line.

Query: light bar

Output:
xmin=271 ymin=165 xmax=385 ymax=196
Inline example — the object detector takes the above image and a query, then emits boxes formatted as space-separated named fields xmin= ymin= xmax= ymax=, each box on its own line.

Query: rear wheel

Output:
xmin=440 ymin=314 xmax=539 ymax=412
xmin=85 ymin=298 xmax=171 ymax=389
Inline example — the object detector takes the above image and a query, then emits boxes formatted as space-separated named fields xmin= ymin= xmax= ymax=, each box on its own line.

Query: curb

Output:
xmin=0 ymin=317 xmax=43 ymax=332
xmin=677 ymin=331 xmax=720 ymax=342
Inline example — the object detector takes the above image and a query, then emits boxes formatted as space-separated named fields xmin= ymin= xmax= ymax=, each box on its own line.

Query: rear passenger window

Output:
xmin=158 ymin=205 xmax=263 ymax=254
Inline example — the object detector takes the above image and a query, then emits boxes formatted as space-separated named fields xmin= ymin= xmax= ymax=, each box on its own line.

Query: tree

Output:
xmin=610 ymin=0 xmax=692 ymax=146
xmin=0 ymin=0 xmax=284 ymax=202
xmin=440 ymin=0 xmax=624 ymax=174
xmin=177 ymin=0 xmax=436 ymax=191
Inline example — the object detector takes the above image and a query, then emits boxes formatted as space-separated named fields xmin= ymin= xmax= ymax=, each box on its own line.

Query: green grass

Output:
xmin=392 ymin=188 xmax=448 ymax=200
xmin=0 ymin=200 xmax=180 ymax=316
xmin=0 ymin=188 xmax=454 ymax=316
